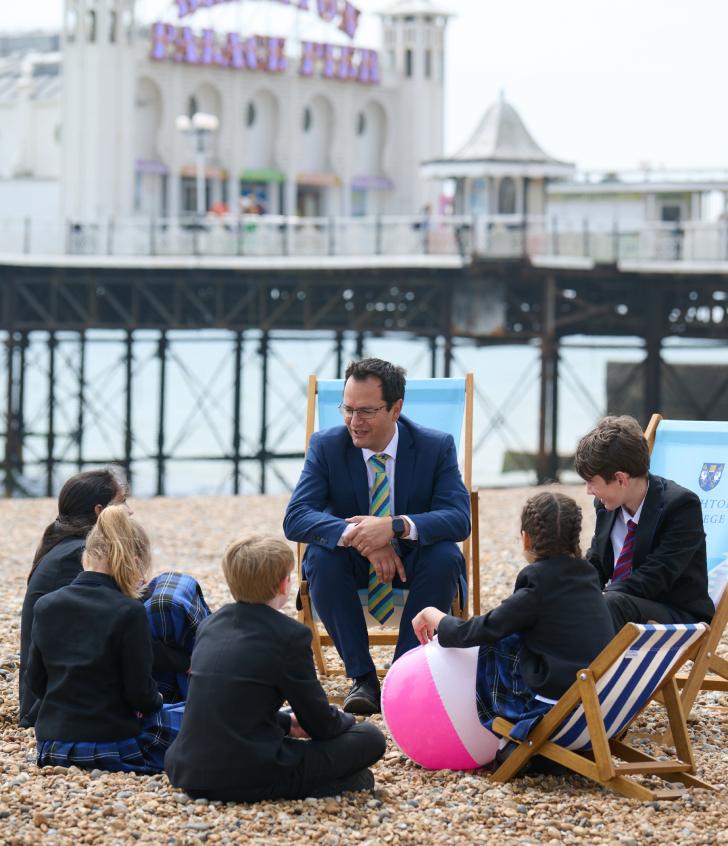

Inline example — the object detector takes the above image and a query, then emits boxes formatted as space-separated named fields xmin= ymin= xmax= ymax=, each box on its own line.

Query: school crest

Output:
xmin=699 ymin=463 xmax=724 ymax=492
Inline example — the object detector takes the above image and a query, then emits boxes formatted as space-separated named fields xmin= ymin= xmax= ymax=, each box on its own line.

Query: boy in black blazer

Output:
xmin=164 ymin=535 xmax=386 ymax=802
xmin=575 ymin=415 xmax=714 ymax=630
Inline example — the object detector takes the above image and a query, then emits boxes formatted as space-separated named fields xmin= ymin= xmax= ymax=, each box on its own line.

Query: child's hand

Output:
xmin=289 ymin=714 xmax=310 ymax=739
xmin=412 ymin=607 xmax=446 ymax=646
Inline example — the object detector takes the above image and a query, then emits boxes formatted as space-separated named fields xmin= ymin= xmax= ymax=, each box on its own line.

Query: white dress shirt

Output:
xmin=338 ymin=426 xmax=418 ymax=545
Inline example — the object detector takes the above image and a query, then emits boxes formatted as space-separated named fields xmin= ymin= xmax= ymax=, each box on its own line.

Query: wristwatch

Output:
xmin=392 ymin=516 xmax=407 ymax=539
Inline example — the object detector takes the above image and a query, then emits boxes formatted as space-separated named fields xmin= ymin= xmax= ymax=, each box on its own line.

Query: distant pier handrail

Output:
xmin=1 ymin=213 xmax=726 ymax=263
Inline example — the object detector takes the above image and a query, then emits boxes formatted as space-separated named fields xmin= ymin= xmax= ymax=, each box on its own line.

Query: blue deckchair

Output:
xmin=297 ymin=374 xmax=480 ymax=678
xmin=491 ymin=622 xmax=714 ymax=800
xmin=644 ymin=415 xmax=728 ymax=717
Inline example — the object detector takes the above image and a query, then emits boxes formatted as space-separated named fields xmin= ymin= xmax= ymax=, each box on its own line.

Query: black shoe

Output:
xmin=343 ymin=674 xmax=381 ymax=715
xmin=307 ymin=768 xmax=375 ymax=799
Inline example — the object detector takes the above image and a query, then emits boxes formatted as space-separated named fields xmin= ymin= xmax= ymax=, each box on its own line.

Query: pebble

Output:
xmin=0 ymin=490 xmax=725 ymax=845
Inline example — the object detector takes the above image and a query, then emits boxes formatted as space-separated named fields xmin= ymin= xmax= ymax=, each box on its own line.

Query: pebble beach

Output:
xmin=0 ymin=486 xmax=726 ymax=846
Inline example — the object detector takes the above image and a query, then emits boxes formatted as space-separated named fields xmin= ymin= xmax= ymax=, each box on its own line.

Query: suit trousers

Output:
xmin=186 ymin=722 xmax=386 ymax=803
xmin=604 ymin=590 xmax=698 ymax=632
xmin=304 ymin=539 xmax=463 ymax=678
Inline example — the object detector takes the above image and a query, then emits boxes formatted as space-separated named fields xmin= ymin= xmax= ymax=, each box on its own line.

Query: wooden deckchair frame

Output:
xmin=297 ymin=373 xmax=481 ymax=679
xmin=490 ymin=622 xmax=715 ymax=801
xmin=644 ymin=414 xmax=728 ymax=715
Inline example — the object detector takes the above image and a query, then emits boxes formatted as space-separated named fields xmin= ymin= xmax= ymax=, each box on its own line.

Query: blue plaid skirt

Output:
xmin=144 ymin=572 xmax=211 ymax=702
xmin=476 ymin=633 xmax=553 ymax=741
xmin=36 ymin=703 xmax=185 ymax=775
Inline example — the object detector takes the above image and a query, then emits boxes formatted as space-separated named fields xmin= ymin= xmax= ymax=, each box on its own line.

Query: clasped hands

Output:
xmin=343 ymin=515 xmax=407 ymax=584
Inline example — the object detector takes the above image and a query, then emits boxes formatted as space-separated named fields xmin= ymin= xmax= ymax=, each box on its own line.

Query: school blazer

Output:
xmin=283 ymin=415 xmax=471 ymax=549
xmin=437 ymin=556 xmax=615 ymax=700
xmin=586 ymin=474 xmax=714 ymax=623
xmin=164 ymin=602 xmax=355 ymax=793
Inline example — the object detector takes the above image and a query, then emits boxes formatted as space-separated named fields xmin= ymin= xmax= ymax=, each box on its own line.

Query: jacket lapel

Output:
xmin=346 ymin=440 xmax=369 ymax=516
xmin=394 ymin=419 xmax=415 ymax=515
xmin=632 ymin=474 xmax=664 ymax=566
xmin=594 ymin=503 xmax=618 ymax=568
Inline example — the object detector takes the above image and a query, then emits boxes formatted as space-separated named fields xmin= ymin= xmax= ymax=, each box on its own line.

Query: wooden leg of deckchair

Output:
xmin=300 ymin=581 xmax=328 ymax=678
xmin=577 ymin=670 xmax=616 ymax=782
xmin=470 ymin=490 xmax=481 ymax=616
xmin=609 ymin=739 xmax=715 ymax=792
xmin=662 ymin=676 xmax=695 ymax=769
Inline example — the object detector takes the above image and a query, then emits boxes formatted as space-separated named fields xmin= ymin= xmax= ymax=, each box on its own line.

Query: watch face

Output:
xmin=392 ymin=517 xmax=405 ymax=537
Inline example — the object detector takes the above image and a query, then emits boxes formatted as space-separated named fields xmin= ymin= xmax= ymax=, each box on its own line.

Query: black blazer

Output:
xmin=586 ymin=474 xmax=714 ymax=623
xmin=437 ymin=556 xmax=615 ymax=700
xmin=19 ymin=537 xmax=85 ymax=727
xmin=165 ymin=602 xmax=354 ymax=793
xmin=27 ymin=571 xmax=162 ymax=742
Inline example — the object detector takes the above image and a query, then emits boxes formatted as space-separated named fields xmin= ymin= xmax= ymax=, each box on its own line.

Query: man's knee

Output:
xmin=303 ymin=545 xmax=349 ymax=581
xmin=604 ymin=590 xmax=636 ymax=630
xmin=415 ymin=541 xmax=462 ymax=573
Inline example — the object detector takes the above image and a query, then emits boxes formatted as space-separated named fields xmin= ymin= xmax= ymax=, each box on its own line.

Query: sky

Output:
xmin=2 ymin=0 xmax=727 ymax=172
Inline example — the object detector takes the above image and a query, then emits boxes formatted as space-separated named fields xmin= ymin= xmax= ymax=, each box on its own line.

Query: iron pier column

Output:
xmin=259 ymin=330 xmax=270 ymax=495
xmin=156 ymin=331 xmax=167 ymax=496
xmin=124 ymin=330 xmax=133 ymax=486
xmin=335 ymin=330 xmax=344 ymax=378
xmin=77 ymin=331 xmax=86 ymax=472
xmin=537 ymin=274 xmax=560 ymax=484
xmin=46 ymin=331 xmax=57 ymax=496
xmin=232 ymin=330 xmax=243 ymax=495
xmin=644 ymin=285 xmax=663 ymax=424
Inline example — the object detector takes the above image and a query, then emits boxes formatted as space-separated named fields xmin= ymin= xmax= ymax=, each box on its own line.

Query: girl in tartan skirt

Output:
xmin=412 ymin=492 xmax=615 ymax=742
xmin=19 ymin=469 xmax=209 ymax=728
xmin=27 ymin=505 xmax=185 ymax=774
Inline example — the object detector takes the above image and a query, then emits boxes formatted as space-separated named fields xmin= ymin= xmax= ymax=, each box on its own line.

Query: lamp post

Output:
xmin=175 ymin=111 xmax=220 ymax=219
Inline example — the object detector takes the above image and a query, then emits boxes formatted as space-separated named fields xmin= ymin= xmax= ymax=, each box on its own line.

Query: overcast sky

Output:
xmin=2 ymin=0 xmax=725 ymax=171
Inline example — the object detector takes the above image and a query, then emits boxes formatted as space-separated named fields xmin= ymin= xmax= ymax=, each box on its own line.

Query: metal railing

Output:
xmin=2 ymin=214 xmax=728 ymax=263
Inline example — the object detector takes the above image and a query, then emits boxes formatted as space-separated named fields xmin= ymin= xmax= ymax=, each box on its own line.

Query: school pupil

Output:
xmin=27 ymin=506 xmax=184 ymax=774
xmin=165 ymin=535 xmax=386 ymax=802
xmin=411 ymin=492 xmax=615 ymax=737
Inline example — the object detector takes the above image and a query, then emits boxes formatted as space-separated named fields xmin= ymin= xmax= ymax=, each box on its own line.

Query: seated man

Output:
xmin=575 ymin=415 xmax=714 ymax=631
xmin=284 ymin=358 xmax=471 ymax=715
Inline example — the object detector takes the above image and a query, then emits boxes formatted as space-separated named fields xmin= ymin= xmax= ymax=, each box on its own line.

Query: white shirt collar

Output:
xmin=362 ymin=425 xmax=399 ymax=464
xmin=620 ymin=481 xmax=649 ymax=525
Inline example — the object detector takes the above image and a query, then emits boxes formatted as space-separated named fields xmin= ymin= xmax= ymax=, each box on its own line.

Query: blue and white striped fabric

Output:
xmin=550 ymin=623 xmax=707 ymax=751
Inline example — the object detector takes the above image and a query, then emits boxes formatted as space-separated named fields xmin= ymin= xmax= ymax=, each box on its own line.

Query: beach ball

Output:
xmin=382 ymin=636 xmax=499 ymax=770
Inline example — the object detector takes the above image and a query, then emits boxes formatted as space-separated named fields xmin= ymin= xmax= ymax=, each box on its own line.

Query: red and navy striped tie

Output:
xmin=367 ymin=453 xmax=394 ymax=624
xmin=612 ymin=518 xmax=637 ymax=582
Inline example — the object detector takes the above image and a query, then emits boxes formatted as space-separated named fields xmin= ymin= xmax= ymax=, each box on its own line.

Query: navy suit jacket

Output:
xmin=586 ymin=473 xmax=714 ymax=623
xmin=283 ymin=415 xmax=471 ymax=548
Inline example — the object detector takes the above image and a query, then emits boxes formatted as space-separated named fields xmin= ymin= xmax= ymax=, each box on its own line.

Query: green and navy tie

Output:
xmin=368 ymin=453 xmax=394 ymax=624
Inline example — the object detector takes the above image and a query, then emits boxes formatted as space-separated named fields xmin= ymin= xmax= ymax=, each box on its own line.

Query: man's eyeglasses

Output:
xmin=338 ymin=403 xmax=388 ymax=420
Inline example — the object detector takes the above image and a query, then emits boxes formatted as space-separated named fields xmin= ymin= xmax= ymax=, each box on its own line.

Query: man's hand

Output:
xmin=344 ymin=515 xmax=394 ymax=557
xmin=412 ymin=606 xmax=447 ymax=646
xmin=289 ymin=714 xmax=310 ymax=739
xmin=367 ymin=544 xmax=406 ymax=585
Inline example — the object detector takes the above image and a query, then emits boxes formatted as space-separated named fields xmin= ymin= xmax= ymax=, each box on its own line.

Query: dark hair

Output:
xmin=344 ymin=358 xmax=406 ymax=407
xmin=521 ymin=492 xmax=582 ymax=561
xmin=30 ymin=468 xmax=127 ymax=579
xmin=574 ymin=415 xmax=649 ymax=482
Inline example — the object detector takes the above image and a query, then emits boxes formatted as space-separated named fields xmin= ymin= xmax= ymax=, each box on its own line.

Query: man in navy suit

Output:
xmin=284 ymin=358 xmax=471 ymax=715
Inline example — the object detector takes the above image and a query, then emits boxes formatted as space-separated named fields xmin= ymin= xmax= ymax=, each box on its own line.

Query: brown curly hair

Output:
xmin=520 ymin=492 xmax=582 ymax=561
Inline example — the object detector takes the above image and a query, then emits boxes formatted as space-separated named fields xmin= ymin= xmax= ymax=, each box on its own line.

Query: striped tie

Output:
xmin=612 ymin=519 xmax=637 ymax=582
xmin=367 ymin=453 xmax=394 ymax=624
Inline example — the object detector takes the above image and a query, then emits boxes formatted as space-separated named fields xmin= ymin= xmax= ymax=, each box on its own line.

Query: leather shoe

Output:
xmin=343 ymin=675 xmax=381 ymax=715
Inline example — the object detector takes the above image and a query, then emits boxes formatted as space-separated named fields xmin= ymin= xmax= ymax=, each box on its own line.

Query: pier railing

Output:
xmin=2 ymin=214 xmax=727 ymax=263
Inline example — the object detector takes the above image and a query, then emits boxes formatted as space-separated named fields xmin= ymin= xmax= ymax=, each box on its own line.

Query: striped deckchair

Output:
xmin=490 ymin=622 xmax=715 ymax=800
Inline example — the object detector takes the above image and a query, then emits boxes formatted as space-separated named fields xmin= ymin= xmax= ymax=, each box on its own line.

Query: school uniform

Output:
xmin=586 ymin=474 xmax=715 ymax=630
xmin=19 ymin=538 xmax=210 ymax=727
xmin=27 ymin=571 xmax=184 ymax=774
xmin=437 ymin=555 xmax=615 ymax=736
xmin=165 ymin=602 xmax=386 ymax=802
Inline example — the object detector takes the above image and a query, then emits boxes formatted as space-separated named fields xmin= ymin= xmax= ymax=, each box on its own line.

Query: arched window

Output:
xmin=66 ymin=6 xmax=78 ymax=42
xmin=109 ymin=10 xmax=117 ymax=43
xmin=356 ymin=112 xmax=366 ymax=136
xmin=187 ymin=96 xmax=198 ymax=118
xmin=302 ymin=106 xmax=313 ymax=133
xmin=498 ymin=177 xmax=516 ymax=214
xmin=86 ymin=9 xmax=97 ymax=42
xmin=245 ymin=102 xmax=256 ymax=128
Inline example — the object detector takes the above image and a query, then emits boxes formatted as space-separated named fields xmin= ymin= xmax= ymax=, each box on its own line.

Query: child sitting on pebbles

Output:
xmin=28 ymin=505 xmax=184 ymax=774
xmin=164 ymin=534 xmax=386 ymax=802
xmin=412 ymin=491 xmax=615 ymax=739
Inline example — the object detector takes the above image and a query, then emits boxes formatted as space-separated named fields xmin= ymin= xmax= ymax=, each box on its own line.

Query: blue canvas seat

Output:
xmin=297 ymin=374 xmax=479 ymax=678
xmin=642 ymin=415 xmax=728 ymax=717
xmin=490 ymin=622 xmax=714 ymax=800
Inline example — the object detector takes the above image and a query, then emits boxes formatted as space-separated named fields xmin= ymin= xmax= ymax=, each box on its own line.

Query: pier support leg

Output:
xmin=537 ymin=274 xmax=559 ymax=484
xmin=644 ymin=287 xmax=663 ymax=424
xmin=156 ymin=331 xmax=167 ymax=496
xmin=46 ymin=331 xmax=57 ymax=496
xmin=232 ymin=330 xmax=243 ymax=495
xmin=77 ymin=331 xmax=86 ymax=472
xmin=124 ymin=330 xmax=133 ymax=486
xmin=259 ymin=330 xmax=269 ymax=495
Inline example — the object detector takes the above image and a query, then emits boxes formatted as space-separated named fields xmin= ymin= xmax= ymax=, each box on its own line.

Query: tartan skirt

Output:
xmin=475 ymin=633 xmax=553 ymax=741
xmin=36 ymin=703 xmax=186 ymax=775
xmin=144 ymin=571 xmax=211 ymax=702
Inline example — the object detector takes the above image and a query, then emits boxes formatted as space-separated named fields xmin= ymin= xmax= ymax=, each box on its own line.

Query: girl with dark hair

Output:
xmin=412 ymin=492 xmax=615 ymax=739
xmin=28 ymin=506 xmax=184 ymax=774
xmin=19 ymin=469 xmax=210 ymax=727
xmin=19 ymin=468 xmax=127 ymax=725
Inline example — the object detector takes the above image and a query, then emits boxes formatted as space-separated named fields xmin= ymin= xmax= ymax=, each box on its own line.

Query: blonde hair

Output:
xmin=222 ymin=534 xmax=293 ymax=603
xmin=84 ymin=505 xmax=152 ymax=598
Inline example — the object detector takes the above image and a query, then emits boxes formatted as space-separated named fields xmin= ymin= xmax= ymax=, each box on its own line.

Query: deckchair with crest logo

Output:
xmin=643 ymin=415 xmax=728 ymax=717
xmin=490 ymin=622 xmax=714 ymax=800
xmin=296 ymin=373 xmax=480 ymax=679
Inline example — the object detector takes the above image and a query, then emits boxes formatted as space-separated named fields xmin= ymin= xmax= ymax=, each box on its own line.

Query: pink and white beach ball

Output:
xmin=381 ymin=637 xmax=499 ymax=770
